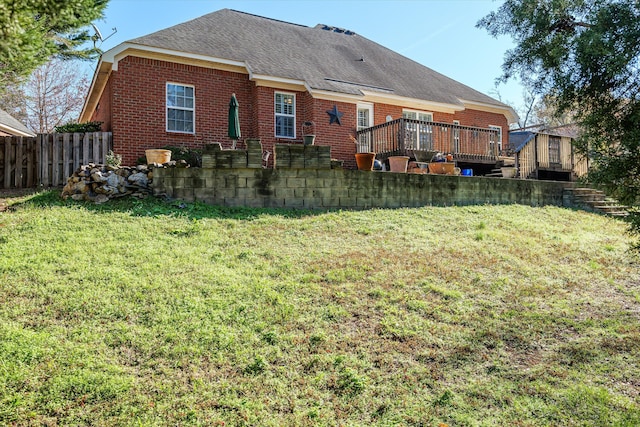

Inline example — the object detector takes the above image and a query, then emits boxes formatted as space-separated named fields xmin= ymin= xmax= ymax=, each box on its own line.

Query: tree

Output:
xmin=22 ymin=59 xmax=90 ymax=133
xmin=0 ymin=0 xmax=107 ymax=90
xmin=532 ymin=95 xmax=576 ymax=128
xmin=478 ymin=0 xmax=640 ymax=242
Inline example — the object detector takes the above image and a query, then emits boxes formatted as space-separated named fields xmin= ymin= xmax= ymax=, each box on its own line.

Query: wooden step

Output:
xmin=563 ymin=187 xmax=630 ymax=217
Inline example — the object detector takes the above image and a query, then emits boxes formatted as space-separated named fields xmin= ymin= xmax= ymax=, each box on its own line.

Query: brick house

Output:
xmin=80 ymin=9 xmax=517 ymax=168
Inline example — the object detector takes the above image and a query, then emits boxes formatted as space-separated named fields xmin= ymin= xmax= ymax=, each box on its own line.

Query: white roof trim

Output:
xmin=106 ymin=42 xmax=248 ymax=71
xmin=0 ymin=124 xmax=35 ymax=137
xmin=459 ymin=98 xmax=519 ymax=124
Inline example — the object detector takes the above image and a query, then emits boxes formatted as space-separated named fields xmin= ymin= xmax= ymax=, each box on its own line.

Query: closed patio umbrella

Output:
xmin=228 ymin=93 xmax=241 ymax=149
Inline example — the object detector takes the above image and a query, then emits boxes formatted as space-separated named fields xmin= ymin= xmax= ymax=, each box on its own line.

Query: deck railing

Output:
xmin=355 ymin=118 xmax=502 ymax=162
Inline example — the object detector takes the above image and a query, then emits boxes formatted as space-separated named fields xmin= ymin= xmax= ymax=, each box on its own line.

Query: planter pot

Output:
xmin=428 ymin=162 xmax=456 ymax=175
xmin=501 ymin=166 xmax=517 ymax=178
xmin=355 ymin=152 xmax=376 ymax=171
xmin=303 ymin=134 xmax=316 ymax=145
xmin=145 ymin=149 xmax=172 ymax=165
xmin=388 ymin=156 xmax=410 ymax=173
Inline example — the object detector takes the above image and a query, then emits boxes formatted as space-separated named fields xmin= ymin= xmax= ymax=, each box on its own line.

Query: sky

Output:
xmin=88 ymin=0 xmax=525 ymax=111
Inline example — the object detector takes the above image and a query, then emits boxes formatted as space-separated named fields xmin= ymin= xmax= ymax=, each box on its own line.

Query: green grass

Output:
xmin=0 ymin=191 xmax=639 ymax=426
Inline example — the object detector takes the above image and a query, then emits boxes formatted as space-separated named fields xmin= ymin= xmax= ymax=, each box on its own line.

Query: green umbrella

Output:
xmin=228 ymin=93 xmax=241 ymax=149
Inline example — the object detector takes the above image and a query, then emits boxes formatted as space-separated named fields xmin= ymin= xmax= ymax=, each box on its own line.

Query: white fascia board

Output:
xmin=80 ymin=58 xmax=109 ymax=121
xmin=307 ymin=89 xmax=363 ymax=104
xmin=106 ymin=43 xmax=247 ymax=71
xmin=249 ymin=73 xmax=307 ymax=91
xmin=459 ymin=98 xmax=520 ymax=124
xmin=360 ymin=90 xmax=463 ymax=114
xmin=0 ymin=124 xmax=35 ymax=137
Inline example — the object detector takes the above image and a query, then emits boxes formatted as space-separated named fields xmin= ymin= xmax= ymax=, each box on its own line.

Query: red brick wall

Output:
xmin=453 ymin=109 xmax=508 ymax=133
xmin=107 ymin=56 xmax=256 ymax=164
xmin=314 ymin=99 xmax=358 ymax=169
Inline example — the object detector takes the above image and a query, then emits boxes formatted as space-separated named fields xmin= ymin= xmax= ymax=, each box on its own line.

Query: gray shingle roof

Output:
xmin=0 ymin=108 xmax=35 ymax=136
xmin=128 ymin=9 xmax=508 ymax=109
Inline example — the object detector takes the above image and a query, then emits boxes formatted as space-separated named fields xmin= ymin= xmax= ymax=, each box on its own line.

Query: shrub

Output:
xmin=161 ymin=146 xmax=202 ymax=167
xmin=54 ymin=121 xmax=103 ymax=133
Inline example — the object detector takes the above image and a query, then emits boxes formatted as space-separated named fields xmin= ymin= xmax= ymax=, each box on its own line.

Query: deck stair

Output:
xmin=564 ymin=187 xmax=630 ymax=217
xmin=485 ymin=168 xmax=504 ymax=178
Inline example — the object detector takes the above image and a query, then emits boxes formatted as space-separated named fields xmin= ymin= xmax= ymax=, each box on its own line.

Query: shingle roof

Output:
xmin=128 ymin=9 xmax=509 ymax=110
xmin=0 ymin=108 xmax=35 ymax=137
xmin=509 ymin=131 xmax=536 ymax=153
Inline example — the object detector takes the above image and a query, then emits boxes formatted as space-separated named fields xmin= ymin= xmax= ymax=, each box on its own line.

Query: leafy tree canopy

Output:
xmin=0 ymin=0 xmax=108 ymax=85
xmin=478 ymin=0 xmax=640 ymax=208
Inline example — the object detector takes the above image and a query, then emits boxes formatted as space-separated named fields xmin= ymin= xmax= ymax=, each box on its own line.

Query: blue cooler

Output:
xmin=461 ymin=169 xmax=473 ymax=176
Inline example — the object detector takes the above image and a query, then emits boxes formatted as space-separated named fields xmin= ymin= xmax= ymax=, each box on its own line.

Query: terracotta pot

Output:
xmin=428 ymin=162 xmax=456 ymax=175
xmin=355 ymin=152 xmax=376 ymax=171
xmin=145 ymin=149 xmax=172 ymax=164
xmin=388 ymin=156 xmax=410 ymax=173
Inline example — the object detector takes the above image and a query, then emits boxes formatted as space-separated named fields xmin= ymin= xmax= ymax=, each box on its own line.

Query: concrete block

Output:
xmin=286 ymin=177 xmax=306 ymax=188
xmin=247 ymin=139 xmax=263 ymax=168
xmin=304 ymin=156 xmax=319 ymax=169
xmin=294 ymin=187 xmax=313 ymax=198
xmin=284 ymin=198 xmax=305 ymax=209
xmin=237 ymin=187 xmax=256 ymax=199
xmin=173 ymin=187 xmax=195 ymax=202
xmin=321 ymin=197 xmax=341 ymax=208
xmin=201 ymin=154 xmax=215 ymax=168
xmin=274 ymin=147 xmax=290 ymax=169
xmin=215 ymin=153 xmax=233 ymax=168
xmin=275 ymin=187 xmax=295 ymax=198
xmin=231 ymin=151 xmax=248 ymax=168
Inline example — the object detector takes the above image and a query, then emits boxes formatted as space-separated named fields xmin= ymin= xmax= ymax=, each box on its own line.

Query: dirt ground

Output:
xmin=0 ymin=188 xmax=38 ymax=212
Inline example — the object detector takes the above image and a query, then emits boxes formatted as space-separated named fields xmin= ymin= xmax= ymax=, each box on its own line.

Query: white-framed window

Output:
xmin=356 ymin=103 xmax=374 ymax=152
xmin=489 ymin=125 xmax=503 ymax=154
xmin=403 ymin=110 xmax=433 ymax=150
xmin=166 ymin=83 xmax=195 ymax=133
xmin=357 ymin=103 xmax=373 ymax=130
xmin=275 ymin=92 xmax=295 ymax=138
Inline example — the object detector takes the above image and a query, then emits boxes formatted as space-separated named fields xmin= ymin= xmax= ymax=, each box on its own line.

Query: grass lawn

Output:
xmin=0 ymin=191 xmax=638 ymax=426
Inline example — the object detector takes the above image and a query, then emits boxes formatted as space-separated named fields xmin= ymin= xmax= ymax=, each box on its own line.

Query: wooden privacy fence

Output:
xmin=0 ymin=132 xmax=112 ymax=189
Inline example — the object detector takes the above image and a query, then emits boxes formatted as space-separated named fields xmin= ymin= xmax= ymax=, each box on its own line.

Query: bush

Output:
xmin=54 ymin=121 xmax=103 ymax=133
xmin=161 ymin=146 xmax=202 ymax=167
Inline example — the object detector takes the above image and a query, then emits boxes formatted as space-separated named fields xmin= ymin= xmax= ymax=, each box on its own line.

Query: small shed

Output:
xmin=510 ymin=124 xmax=588 ymax=181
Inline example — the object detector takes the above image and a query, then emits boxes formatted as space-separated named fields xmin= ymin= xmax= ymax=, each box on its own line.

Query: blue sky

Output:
xmin=90 ymin=0 xmax=524 ymax=108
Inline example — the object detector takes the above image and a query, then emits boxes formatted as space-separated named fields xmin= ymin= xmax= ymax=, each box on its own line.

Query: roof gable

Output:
xmin=128 ymin=9 xmax=510 ymax=110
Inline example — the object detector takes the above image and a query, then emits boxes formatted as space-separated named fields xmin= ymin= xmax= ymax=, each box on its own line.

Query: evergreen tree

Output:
xmin=0 ymin=0 xmax=108 ymax=88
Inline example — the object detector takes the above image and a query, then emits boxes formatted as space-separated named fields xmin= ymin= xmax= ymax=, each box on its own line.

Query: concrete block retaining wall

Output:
xmin=152 ymin=141 xmax=573 ymax=210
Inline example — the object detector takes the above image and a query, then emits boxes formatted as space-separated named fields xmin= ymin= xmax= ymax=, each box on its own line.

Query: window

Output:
xmin=357 ymin=103 xmax=373 ymax=130
xmin=549 ymin=136 xmax=561 ymax=164
xmin=356 ymin=103 xmax=374 ymax=152
xmin=275 ymin=92 xmax=295 ymax=138
xmin=403 ymin=110 xmax=433 ymax=150
xmin=489 ymin=125 xmax=503 ymax=155
xmin=166 ymin=83 xmax=194 ymax=133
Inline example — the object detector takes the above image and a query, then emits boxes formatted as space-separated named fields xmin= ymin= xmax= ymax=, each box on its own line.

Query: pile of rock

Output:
xmin=61 ymin=163 xmax=155 ymax=203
